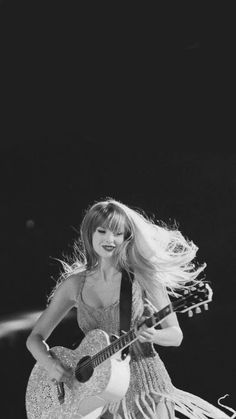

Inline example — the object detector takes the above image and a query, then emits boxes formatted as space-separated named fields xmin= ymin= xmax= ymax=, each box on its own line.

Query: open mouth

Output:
xmin=102 ymin=245 xmax=116 ymax=252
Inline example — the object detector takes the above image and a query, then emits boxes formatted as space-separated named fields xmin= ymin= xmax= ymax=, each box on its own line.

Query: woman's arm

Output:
xmin=138 ymin=284 xmax=183 ymax=347
xmin=26 ymin=274 xmax=79 ymax=381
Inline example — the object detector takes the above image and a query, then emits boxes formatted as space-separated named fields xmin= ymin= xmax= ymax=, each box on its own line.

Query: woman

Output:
xmin=26 ymin=198 xmax=234 ymax=418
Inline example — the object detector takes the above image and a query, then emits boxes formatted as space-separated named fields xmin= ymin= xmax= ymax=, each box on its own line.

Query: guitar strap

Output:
xmin=119 ymin=269 xmax=133 ymax=358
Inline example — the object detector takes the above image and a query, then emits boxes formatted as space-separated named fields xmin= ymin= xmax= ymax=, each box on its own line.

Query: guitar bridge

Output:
xmin=56 ymin=382 xmax=65 ymax=405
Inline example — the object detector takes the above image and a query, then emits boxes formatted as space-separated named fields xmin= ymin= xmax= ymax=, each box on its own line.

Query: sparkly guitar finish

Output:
xmin=26 ymin=329 xmax=130 ymax=419
xmin=25 ymin=282 xmax=212 ymax=419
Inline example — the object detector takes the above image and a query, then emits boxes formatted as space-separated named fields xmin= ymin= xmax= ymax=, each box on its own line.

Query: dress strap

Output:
xmin=74 ymin=270 xmax=86 ymax=307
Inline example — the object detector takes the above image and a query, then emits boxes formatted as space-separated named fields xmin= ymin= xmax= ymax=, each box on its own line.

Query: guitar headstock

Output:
xmin=172 ymin=282 xmax=213 ymax=317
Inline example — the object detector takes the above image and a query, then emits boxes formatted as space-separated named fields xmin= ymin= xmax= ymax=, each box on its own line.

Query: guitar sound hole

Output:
xmin=75 ymin=356 xmax=94 ymax=383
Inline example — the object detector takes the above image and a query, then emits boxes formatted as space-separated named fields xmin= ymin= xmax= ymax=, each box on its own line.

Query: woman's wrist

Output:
xmin=43 ymin=351 xmax=56 ymax=369
xmin=153 ymin=326 xmax=183 ymax=347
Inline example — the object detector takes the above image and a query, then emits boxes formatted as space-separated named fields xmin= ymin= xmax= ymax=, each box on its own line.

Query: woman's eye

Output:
xmin=96 ymin=229 xmax=123 ymax=236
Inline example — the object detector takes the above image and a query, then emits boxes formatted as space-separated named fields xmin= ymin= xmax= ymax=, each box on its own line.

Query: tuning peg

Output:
xmin=195 ymin=307 xmax=202 ymax=314
xmin=188 ymin=310 xmax=193 ymax=317
xmin=204 ymin=303 xmax=208 ymax=310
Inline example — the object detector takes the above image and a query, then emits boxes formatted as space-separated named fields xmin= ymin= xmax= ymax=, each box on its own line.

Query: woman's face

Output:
xmin=92 ymin=226 xmax=125 ymax=259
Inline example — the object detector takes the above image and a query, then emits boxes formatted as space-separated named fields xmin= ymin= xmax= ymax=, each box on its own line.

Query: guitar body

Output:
xmin=25 ymin=329 xmax=131 ymax=419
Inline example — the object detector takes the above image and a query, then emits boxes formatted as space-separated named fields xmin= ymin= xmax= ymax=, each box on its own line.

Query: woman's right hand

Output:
xmin=46 ymin=356 xmax=73 ymax=383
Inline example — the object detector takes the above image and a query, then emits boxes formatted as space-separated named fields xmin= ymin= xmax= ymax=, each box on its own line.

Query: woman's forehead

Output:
xmin=94 ymin=210 xmax=127 ymax=231
xmin=101 ymin=219 xmax=126 ymax=231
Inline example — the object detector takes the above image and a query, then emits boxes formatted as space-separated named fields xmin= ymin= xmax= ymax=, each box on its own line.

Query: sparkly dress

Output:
xmin=75 ymin=273 xmax=234 ymax=419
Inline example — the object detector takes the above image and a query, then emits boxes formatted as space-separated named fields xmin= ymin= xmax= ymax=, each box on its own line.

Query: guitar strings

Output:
xmin=74 ymin=310 xmax=167 ymax=374
xmin=74 ymin=306 xmax=169 ymax=374
xmin=74 ymin=305 xmax=174 ymax=374
xmin=74 ymin=290 xmax=205 ymax=375
xmin=74 ymin=329 xmax=136 ymax=374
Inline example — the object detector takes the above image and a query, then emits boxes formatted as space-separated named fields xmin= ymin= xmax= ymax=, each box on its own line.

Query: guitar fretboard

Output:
xmin=92 ymin=303 xmax=173 ymax=367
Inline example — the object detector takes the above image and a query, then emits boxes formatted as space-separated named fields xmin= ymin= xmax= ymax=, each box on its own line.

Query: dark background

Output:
xmin=0 ymin=3 xmax=235 ymax=419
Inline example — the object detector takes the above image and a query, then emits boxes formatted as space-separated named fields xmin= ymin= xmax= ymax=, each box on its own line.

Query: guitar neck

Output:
xmin=91 ymin=303 xmax=173 ymax=367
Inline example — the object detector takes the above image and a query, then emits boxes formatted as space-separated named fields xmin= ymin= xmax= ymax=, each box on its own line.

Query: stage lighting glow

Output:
xmin=0 ymin=311 xmax=42 ymax=338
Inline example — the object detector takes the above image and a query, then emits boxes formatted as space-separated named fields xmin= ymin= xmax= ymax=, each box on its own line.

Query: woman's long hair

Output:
xmin=48 ymin=198 xmax=206 ymax=302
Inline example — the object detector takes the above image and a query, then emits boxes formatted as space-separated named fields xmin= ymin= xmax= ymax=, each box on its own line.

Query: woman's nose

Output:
xmin=105 ymin=231 xmax=115 ymax=241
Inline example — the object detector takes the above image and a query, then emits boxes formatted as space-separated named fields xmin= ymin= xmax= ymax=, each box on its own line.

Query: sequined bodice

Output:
xmin=77 ymin=288 xmax=121 ymax=336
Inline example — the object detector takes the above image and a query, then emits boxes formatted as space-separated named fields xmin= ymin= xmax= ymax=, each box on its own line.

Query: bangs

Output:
xmin=94 ymin=205 xmax=129 ymax=234
xmin=102 ymin=212 xmax=126 ymax=233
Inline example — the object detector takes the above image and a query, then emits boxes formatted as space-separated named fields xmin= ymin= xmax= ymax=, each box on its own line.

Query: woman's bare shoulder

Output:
xmin=58 ymin=270 xmax=86 ymax=302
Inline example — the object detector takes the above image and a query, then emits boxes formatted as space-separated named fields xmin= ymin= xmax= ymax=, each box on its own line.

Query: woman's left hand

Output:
xmin=137 ymin=326 xmax=157 ymax=343
xmin=137 ymin=324 xmax=183 ymax=347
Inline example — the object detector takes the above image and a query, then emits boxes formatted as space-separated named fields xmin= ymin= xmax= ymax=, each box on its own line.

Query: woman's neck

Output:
xmin=97 ymin=260 xmax=120 ymax=282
